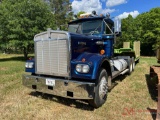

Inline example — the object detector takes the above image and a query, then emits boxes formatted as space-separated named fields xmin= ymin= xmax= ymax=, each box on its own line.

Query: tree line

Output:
xmin=0 ymin=0 xmax=71 ymax=59
xmin=0 ymin=0 xmax=159 ymax=58
xmin=116 ymin=7 xmax=160 ymax=56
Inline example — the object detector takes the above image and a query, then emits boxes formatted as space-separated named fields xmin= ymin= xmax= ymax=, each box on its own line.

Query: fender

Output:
xmin=71 ymin=52 xmax=112 ymax=80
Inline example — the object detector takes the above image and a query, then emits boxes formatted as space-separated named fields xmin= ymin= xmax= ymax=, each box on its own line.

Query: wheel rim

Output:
xmin=99 ymin=76 xmax=108 ymax=100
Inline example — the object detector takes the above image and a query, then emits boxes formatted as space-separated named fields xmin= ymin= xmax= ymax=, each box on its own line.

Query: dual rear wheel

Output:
xmin=128 ymin=57 xmax=135 ymax=74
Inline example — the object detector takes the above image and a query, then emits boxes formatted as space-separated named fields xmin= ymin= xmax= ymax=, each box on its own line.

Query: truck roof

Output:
xmin=68 ymin=16 xmax=114 ymax=25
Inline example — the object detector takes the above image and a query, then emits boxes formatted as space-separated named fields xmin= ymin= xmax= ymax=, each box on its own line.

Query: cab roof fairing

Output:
xmin=68 ymin=16 xmax=114 ymax=26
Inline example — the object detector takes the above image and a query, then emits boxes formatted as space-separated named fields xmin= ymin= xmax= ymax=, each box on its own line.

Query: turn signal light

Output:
xmin=82 ymin=58 xmax=86 ymax=62
xmin=100 ymin=50 xmax=105 ymax=55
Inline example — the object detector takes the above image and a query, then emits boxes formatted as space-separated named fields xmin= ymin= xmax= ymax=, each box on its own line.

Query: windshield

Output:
xmin=68 ymin=20 xmax=102 ymax=35
xmin=83 ymin=20 xmax=102 ymax=34
xmin=68 ymin=24 xmax=82 ymax=34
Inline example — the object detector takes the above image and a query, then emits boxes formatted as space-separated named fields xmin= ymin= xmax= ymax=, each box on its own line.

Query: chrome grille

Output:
xmin=34 ymin=31 xmax=70 ymax=77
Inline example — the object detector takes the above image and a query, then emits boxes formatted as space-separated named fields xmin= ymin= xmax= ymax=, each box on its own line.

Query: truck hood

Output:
xmin=69 ymin=32 xmax=102 ymax=60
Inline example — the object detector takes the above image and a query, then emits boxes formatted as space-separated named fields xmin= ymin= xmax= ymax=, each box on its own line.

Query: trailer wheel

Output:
xmin=127 ymin=58 xmax=133 ymax=75
xmin=89 ymin=69 xmax=108 ymax=108
xmin=132 ymin=57 xmax=135 ymax=71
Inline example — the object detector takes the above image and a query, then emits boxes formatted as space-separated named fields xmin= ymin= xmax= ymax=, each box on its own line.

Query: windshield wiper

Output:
xmin=90 ymin=23 xmax=102 ymax=35
xmin=76 ymin=24 xmax=81 ymax=33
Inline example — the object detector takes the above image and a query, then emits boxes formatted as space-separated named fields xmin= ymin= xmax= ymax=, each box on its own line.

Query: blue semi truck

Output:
xmin=22 ymin=12 xmax=140 ymax=108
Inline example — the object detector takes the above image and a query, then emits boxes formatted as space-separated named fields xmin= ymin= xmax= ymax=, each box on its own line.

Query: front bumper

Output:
xmin=22 ymin=74 xmax=95 ymax=99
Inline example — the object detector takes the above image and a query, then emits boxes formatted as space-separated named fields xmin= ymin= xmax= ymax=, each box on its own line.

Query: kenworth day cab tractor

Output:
xmin=22 ymin=12 xmax=140 ymax=108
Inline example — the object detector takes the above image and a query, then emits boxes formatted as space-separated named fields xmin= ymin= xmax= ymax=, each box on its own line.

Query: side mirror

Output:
xmin=114 ymin=19 xmax=121 ymax=36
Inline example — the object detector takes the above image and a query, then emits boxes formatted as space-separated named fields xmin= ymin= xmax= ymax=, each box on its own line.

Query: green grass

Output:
xmin=0 ymin=54 xmax=158 ymax=120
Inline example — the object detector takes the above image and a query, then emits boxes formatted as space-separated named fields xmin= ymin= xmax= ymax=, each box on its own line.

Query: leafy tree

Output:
xmin=45 ymin=0 xmax=71 ymax=29
xmin=116 ymin=15 xmax=136 ymax=48
xmin=116 ymin=7 xmax=160 ymax=56
xmin=0 ymin=0 xmax=55 ymax=59
xmin=136 ymin=7 xmax=160 ymax=55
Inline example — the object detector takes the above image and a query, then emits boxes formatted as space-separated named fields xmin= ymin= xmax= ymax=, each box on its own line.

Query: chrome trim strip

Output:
xmin=35 ymin=38 xmax=68 ymax=42
xmin=66 ymin=32 xmax=71 ymax=77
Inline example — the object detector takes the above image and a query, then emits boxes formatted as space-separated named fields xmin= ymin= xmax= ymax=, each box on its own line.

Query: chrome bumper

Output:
xmin=22 ymin=74 xmax=95 ymax=99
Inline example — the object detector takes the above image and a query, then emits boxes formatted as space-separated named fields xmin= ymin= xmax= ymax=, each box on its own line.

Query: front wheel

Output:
xmin=89 ymin=69 xmax=108 ymax=108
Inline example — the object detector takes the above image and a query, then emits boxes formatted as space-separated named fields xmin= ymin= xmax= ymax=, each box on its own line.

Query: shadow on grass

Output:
xmin=0 ymin=56 xmax=34 ymax=62
xmin=109 ymin=75 xmax=127 ymax=92
xmin=145 ymin=74 xmax=158 ymax=102
xmin=29 ymin=91 xmax=94 ymax=111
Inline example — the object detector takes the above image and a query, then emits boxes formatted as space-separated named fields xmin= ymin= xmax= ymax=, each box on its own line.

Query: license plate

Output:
xmin=46 ymin=78 xmax=55 ymax=86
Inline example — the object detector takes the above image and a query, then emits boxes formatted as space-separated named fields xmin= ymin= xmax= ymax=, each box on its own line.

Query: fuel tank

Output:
xmin=113 ymin=59 xmax=128 ymax=72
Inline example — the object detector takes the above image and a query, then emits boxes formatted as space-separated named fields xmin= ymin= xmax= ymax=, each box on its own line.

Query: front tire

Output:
xmin=89 ymin=69 xmax=108 ymax=108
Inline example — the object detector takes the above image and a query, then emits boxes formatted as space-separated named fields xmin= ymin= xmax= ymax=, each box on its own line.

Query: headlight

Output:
xmin=82 ymin=65 xmax=90 ymax=73
xmin=25 ymin=62 xmax=34 ymax=68
xmin=76 ymin=64 xmax=82 ymax=73
xmin=76 ymin=64 xmax=90 ymax=73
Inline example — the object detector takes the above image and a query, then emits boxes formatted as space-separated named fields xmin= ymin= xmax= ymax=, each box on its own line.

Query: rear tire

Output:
xmin=89 ymin=69 xmax=108 ymax=108
xmin=127 ymin=58 xmax=133 ymax=75
xmin=132 ymin=57 xmax=135 ymax=71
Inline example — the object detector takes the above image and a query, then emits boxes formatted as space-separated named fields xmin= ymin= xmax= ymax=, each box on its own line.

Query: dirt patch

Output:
xmin=0 ymin=67 xmax=8 ymax=71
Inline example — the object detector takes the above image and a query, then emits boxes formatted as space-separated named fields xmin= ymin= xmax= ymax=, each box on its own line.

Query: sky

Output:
xmin=70 ymin=0 xmax=160 ymax=19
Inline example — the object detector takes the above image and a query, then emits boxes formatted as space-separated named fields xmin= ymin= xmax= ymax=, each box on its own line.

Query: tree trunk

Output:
xmin=23 ymin=46 xmax=28 ymax=60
